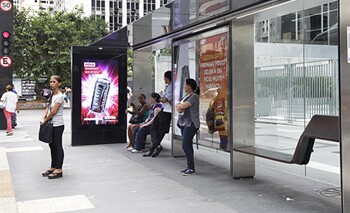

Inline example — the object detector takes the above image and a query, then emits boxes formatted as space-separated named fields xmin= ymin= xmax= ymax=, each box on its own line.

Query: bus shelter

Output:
xmin=117 ymin=0 xmax=350 ymax=211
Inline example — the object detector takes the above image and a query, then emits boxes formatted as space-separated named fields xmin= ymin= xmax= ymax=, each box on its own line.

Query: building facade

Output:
xmin=91 ymin=0 xmax=171 ymax=31
xmin=16 ymin=0 xmax=65 ymax=11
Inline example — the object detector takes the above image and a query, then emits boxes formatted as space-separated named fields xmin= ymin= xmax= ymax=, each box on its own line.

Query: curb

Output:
xmin=0 ymin=147 xmax=18 ymax=213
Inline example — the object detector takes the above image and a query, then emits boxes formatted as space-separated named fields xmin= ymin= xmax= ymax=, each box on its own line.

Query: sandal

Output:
xmin=42 ymin=169 xmax=55 ymax=177
xmin=48 ymin=172 xmax=63 ymax=179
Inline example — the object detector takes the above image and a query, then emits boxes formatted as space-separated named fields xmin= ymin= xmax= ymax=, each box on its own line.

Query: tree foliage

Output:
xmin=127 ymin=48 xmax=133 ymax=77
xmin=13 ymin=7 xmax=109 ymax=86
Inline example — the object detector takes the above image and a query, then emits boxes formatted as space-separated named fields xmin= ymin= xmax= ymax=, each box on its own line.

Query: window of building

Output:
xmin=255 ymin=0 xmax=338 ymax=45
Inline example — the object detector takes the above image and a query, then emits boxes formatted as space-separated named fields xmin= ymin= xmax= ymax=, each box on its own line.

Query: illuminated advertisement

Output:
xmin=81 ymin=59 xmax=119 ymax=125
xmin=199 ymin=32 xmax=229 ymax=150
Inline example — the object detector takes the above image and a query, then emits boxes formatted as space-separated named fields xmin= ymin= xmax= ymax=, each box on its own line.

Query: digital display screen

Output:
xmin=81 ymin=59 xmax=119 ymax=125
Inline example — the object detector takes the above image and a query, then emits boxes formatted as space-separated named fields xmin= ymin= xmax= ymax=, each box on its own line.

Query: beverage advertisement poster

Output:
xmin=81 ymin=59 xmax=119 ymax=125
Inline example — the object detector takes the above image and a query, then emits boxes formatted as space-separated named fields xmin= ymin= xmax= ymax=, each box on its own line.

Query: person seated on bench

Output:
xmin=126 ymin=94 xmax=151 ymax=149
xmin=130 ymin=92 xmax=162 ymax=153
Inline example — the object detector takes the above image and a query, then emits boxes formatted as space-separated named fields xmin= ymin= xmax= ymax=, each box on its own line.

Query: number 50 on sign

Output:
xmin=0 ymin=0 xmax=12 ymax=12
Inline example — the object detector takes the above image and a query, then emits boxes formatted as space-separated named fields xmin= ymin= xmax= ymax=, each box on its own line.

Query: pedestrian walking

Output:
xmin=0 ymin=84 xmax=19 ymax=136
xmin=65 ymin=86 xmax=72 ymax=108
xmin=40 ymin=75 xmax=65 ymax=179
xmin=176 ymin=78 xmax=200 ymax=175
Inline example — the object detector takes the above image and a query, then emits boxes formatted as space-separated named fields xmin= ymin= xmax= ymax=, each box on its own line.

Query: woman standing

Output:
xmin=176 ymin=78 xmax=200 ymax=175
xmin=40 ymin=75 xmax=65 ymax=179
xmin=0 ymin=84 xmax=19 ymax=136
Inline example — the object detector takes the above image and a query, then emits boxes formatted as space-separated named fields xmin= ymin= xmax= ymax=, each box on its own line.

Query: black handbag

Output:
xmin=129 ymin=114 xmax=143 ymax=124
xmin=39 ymin=95 xmax=53 ymax=143
xmin=128 ymin=105 xmax=145 ymax=124
xmin=39 ymin=121 xmax=53 ymax=143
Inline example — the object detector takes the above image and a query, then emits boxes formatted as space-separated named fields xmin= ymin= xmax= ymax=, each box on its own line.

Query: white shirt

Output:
xmin=1 ymin=91 xmax=18 ymax=113
xmin=50 ymin=93 xmax=65 ymax=127
xmin=162 ymin=84 xmax=172 ymax=113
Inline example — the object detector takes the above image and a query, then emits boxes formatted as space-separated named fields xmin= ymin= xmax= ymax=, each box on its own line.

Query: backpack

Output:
xmin=206 ymin=103 xmax=215 ymax=134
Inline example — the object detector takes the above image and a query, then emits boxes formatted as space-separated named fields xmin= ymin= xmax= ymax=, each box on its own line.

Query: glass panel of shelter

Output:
xmin=172 ymin=27 xmax=230 ymax=151
xmin=252 ymin=0 xmax=339 ymax=184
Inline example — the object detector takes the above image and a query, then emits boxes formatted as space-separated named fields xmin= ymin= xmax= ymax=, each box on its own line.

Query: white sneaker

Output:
xmin=127 ymin=147 xmax=134 ymax=151
xmin=131 ymin=149 xmax=141 ymax=153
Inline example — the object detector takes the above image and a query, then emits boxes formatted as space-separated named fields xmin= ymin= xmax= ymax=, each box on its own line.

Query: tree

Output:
xmin=13 ymin=7 xmax=109 ymax=90
xmin=127 ymin=48 xmax=133 ymax=77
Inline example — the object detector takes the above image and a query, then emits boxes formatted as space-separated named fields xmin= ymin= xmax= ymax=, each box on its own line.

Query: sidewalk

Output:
xmin=0 ymin=109 xmax=341 ymax=213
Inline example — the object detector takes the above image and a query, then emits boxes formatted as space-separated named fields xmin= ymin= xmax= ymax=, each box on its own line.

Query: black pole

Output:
xmin=0 ymin=0 xmax=14 ymax=129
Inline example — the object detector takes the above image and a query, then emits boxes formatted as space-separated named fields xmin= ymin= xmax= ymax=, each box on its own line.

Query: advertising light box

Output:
xmin=71 ymin=46 xmax=127 ymax=146
xmin=81 ymin=59 xmax=119 ymax=125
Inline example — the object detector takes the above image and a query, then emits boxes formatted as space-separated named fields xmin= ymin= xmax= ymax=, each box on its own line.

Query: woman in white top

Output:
xmin=40 ymin=75 xmax=65 ymax=179
xmin=0 ymin=84 xmax=19 ymax=136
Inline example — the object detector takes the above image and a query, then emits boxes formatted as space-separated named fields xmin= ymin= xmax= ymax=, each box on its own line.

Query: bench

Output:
xmin=233 ymin=115 xmax=339 ymax=165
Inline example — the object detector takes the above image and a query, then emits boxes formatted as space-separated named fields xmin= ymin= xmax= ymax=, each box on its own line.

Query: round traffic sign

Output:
xmin=0 ymin=0 xmax=12 ymax=12
xmin=0 ymin=56 xmax=12 ymax=68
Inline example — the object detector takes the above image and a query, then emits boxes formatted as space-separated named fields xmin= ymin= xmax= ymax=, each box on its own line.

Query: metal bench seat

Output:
xmin=234 ymin=115 xmax=339 ymax=165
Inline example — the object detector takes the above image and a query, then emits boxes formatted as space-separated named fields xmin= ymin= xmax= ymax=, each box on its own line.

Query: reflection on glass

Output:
xmin=152 ymin=6 xmax=171 ymax=37
xmin=198 ymin=0 xmax=229 ymax=19
xmin=253 ymin=0 xmax=339 ymax=182
xmin=172 ymin=0 xmax=194 ymax=30
xmin=173 ymin=41 xmax=197 ymax=136
xmin=255 ymin=1 xmax=338 ymax=45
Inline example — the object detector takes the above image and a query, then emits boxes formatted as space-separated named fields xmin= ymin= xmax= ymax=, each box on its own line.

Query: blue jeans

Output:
xmin=180 ymin=124 xmax=198 ymax=171
xmin=133 ymin=125 xmax=151 ymax=151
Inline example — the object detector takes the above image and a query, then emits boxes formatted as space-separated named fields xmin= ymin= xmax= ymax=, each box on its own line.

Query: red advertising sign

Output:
xmin=199 ymin=33 xmax=227 ymax=92
xmin=199 ymin=32 xmax=229 ymax=149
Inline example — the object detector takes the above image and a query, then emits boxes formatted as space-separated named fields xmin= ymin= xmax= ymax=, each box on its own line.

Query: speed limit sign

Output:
xmin=0 ymin=0 xmax=12 ymax=12
xmin=0 ymin=56 xmax=12 ymax=68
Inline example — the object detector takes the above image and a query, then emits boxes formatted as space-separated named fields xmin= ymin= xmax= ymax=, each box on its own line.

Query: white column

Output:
xmin=122 ymin=0 xmax=127 ymax=26
xmin=139 ymin=0 xmax=144 ymax=18
xmin=105 ymin=0 xmax=110 ymax=26
xmin=156 ymin=0 xmax=160 ymax=9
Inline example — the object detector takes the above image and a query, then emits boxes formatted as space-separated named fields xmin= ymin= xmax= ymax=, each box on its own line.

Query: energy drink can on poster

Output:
xmin=90 ymin=78 xmax=110 ymax=113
